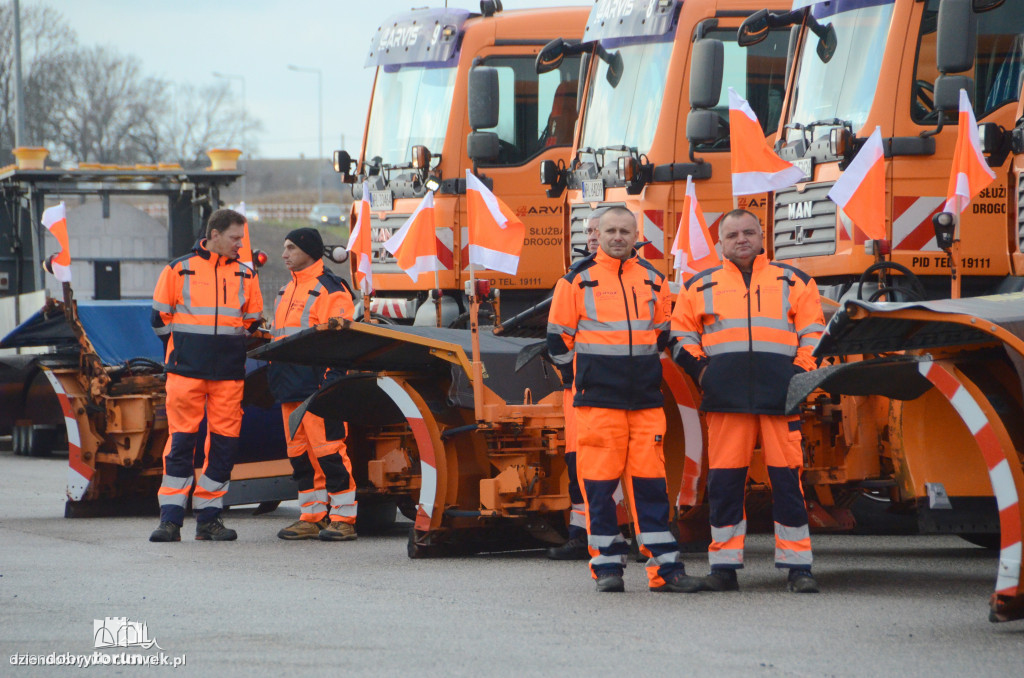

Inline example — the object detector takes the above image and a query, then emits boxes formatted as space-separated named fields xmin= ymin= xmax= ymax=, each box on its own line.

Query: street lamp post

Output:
xmin=212 ymin=71 xmax=247 ymax=203
xmin=287 ymin=64 xmax=323 ymax=204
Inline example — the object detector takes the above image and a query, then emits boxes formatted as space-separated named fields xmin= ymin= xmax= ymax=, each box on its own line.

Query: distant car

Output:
xmin=308 ymin=203 xmax=346 ymax=226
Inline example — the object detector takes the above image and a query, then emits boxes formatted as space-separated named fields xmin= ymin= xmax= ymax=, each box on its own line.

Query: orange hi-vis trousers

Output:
xmin=282 ymin=402 xmax=356 ymax=525
xmin=576 ymin=406 xmax=684 ymax=588
xmin=706 ymin=411 xmax=813 ymax=570
xmin=158 ymin=373 xmax=243 ymax=525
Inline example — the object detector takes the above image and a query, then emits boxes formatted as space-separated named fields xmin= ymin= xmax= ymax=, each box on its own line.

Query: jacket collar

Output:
xmin=593 ymin=247 xmax=638 ymax=271
xmin=291 ymin=258 xmax=324 ymax=284
xmin=193 ymin=238 xmax=239 ymax=265
xmin=722 ymin=251 xmax=768 ymax=274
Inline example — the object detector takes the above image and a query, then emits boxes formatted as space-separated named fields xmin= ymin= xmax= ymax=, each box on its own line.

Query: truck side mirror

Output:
xmin=686 ymin=110 xmax=720 ymax=145
xmin=468 ymin=66 xmax=500 ymax=130
xmin=738 ymin=10 xmax=770 ymax=47
xmin=467 ymin=131 xmax=500 ymax=163
xmin=933 ymin=75 xmax=972 ymax=112
xmin=936 ymin=0 xmax=977 ymax=74
xmin=333 ymin=150 xmax=356 ymax=183
xmin=689 ymin=39 xmax=723 ymax=109
xmin=536 ymin=38 xmax=566 ymax=74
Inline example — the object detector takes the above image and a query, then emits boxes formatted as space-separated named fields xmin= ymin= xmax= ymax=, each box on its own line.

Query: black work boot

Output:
xmin=595 ymin=571 xmax=625 ymax=593
xmin=787 ymin=568 xmax=819 ymax=593
xmin=546 ymin=533 xmax=589 ymax=560
xmin=149 ymin=521 xmax=181 ymax=542
xmin=650 ymin=568 xmax=706 ymax=593
xmin=195 ymin=517 xmax=237 ymax=541
xmin=703 ymin=568 xmax=740 ymax=592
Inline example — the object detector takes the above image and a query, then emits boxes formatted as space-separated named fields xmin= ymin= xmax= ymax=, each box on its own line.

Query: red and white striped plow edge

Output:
xmin=918 ymin=360 xmax=1022 ymax=599
xmin=41 ymin=369 xmax=92 ymax=501
xmin=376 ymin=376 xmax=437 ymax=531
xmin=660 ymin=357 xmax=703 ymax=507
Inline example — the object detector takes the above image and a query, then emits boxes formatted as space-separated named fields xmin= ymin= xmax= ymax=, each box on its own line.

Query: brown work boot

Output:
xmin=319 ymin=520 xmax=357 ymax=541
xmin=277 ymin=518 xmax=329 ymax=540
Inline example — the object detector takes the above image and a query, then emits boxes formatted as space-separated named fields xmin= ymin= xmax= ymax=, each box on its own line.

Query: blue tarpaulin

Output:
xmin=0 ymin=300 xmax=164 ymax=365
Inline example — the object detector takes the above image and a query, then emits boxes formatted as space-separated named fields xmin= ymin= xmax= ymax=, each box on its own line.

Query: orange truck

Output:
xmin=332 ymin=3 xmax=588 ymax=325
xmin=729 ymin=0 xmax=1024 ymax=621
xmin=538 ymin=0 xmax=793 ymax=277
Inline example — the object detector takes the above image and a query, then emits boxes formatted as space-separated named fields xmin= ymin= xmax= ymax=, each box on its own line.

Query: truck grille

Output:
xmin=568 ymin=201 xmax=625 ymax=263
xmin=773 ymin=183 xmax=837 ymax=260
xmin=1017 ymin=171 xmax=1023 ymax=253
xmin=369 ymin=213 xmax=410 ymax=274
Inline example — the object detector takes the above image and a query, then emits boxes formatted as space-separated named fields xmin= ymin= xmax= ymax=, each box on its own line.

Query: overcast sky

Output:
xmin=25 ymin=0 xmax=593 ymax=161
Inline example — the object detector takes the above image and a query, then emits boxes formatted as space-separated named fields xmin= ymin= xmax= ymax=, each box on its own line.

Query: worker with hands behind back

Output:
xmin=547 ymin=206 xmax=704 ymax=593
xmin=149 ymin=208 xmax=264 ymax=542
xmin=670 ymin=209 xmax=825 ymax=593
xmin=268 ymin=227 xmax=359 ymax=541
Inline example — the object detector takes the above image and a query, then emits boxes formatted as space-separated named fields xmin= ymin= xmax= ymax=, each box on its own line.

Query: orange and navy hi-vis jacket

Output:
xmin=266 ymin=258 xmax=354 ymax=403
xmin=151 ymin=239 xmax=263 ymax=381
xmin=547 ymin=248 xmax=671 ymax=410
xmin=670 ymin=252 xmax=825 ymax=415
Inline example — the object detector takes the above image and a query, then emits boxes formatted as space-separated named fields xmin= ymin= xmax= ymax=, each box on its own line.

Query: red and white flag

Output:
xmin=41 ymin=202 xmax=72 ymax=282
xmin=671 ymin=176 xmax=720 ymax=275
xmin=827 ymin=126 xmax=886 ymax=241
xmin=236 ymin=201 xmax=255 ymax=269
xmin=384 ymin=192 xmax=441 ymax=281
xmin=944 ymin=88 xmax=996 ymax=215
xmin=347 ymin=183 xmax=374 ymax=295
xmin=465 ymin=170 xmax=525 ymax=275
xmin=729 ymin=87 xmax=805 ymax=196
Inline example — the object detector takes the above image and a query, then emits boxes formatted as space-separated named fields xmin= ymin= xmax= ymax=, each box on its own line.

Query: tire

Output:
xmin=356 ymin=500 xmax=398 ymax=534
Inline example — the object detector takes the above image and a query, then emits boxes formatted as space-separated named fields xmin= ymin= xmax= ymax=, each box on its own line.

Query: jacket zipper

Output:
xmin=745 ymin=271 xmax=754 ymax=410
xmin=617 ymin=260 xmax=635 ymax=407
xmin=213 ymin=259 xmax=220 ymax=335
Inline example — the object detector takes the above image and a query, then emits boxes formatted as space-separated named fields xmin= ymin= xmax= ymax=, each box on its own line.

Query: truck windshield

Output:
xmin=579 ymin=39 xmax=674 ymax=155
xmin=363 ymin=65 xmax=458 ymax=167
xmin=787 ymin=1 xmax=895 ymax=141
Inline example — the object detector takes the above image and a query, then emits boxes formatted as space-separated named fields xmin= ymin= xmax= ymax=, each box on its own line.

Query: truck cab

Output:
xmin=747 ymin=0 xmax=1024 ymax=300
xmin=337 ymin=6 xmax=588 ymax=324
xmin=548 ymin=0 xmax=792 ymax=278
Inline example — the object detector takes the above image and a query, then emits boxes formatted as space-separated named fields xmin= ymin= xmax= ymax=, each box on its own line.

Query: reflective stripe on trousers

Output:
xmin=328 ymin=489 xmax=357 ymax=524
xmin=299 ymin=488 xmax=329 ymax=522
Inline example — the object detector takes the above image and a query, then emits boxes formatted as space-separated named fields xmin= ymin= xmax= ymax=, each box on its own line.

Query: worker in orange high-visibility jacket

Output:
xmin=670 ymin=209 xmax=825 ymax=593
xmin=547 ymin=206 xmax=704 ymax=593
xmin=268 ymin=227 xmax=358 ymax=542
xmin=149 ymin=208 xmax=264 ymax=543
xmin=548 ymin=211 xmax=601 ymax=561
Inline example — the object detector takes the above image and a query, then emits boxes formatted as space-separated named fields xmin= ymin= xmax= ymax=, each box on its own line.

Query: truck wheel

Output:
xmin=12 ymin=425 xmax=25 ymax=456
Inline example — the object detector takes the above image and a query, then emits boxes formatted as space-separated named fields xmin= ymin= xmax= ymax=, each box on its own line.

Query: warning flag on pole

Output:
xmin=671 ymin=176 xmax=720 ymax=276
xmin=465 ymin=170 xmax=525 ymax=275
xmin=827 ymin=126 xmax=887 ymax=241
xmin=41 ymin=202 xmax=72 ymax=282
xmin=944 ymin=89 xmax=996 ymax=215
xmin=728 ymin=87 xmax=805 ymax=196
xmin=236 ymin=201 xmax=255 ymax=269
xmin=384 ymin=191 xmax=441 ymax=281
xmin=347 ymin=183 xmax=374 ymax=295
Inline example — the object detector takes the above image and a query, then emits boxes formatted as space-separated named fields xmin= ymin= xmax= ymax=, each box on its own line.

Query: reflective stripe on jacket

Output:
xmin=267 ymin=259 xmax=354 ymax=403
xmin=547 ymin=249 xmax=670 ymax=410
xmin=151 ymin=239 xmax=263 ymax=380
xmin=669 ymin=252 xmax=824 ymax=414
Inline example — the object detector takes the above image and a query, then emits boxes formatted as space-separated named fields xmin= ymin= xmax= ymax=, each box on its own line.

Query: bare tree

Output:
xmin=0 ymin=3 xmax=77 ymax=163
xmin=159 ymin=81 xmax=262 ymax=167
xmin=2 ymin=3 xmax=262 ymax=168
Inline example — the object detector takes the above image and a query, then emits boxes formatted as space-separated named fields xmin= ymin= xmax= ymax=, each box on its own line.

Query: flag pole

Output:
xmin=950 ymin=196 xmax=963 ymax=300
xmin=466 ymin=172 xmax=485 ymax=423
xmin=434 ymin=269 xmax=442 ymax=327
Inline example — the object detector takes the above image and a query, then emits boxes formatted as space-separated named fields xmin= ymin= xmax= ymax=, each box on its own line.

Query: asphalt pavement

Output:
xmin=2 ymin=449 xmax=1022 ymax=677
